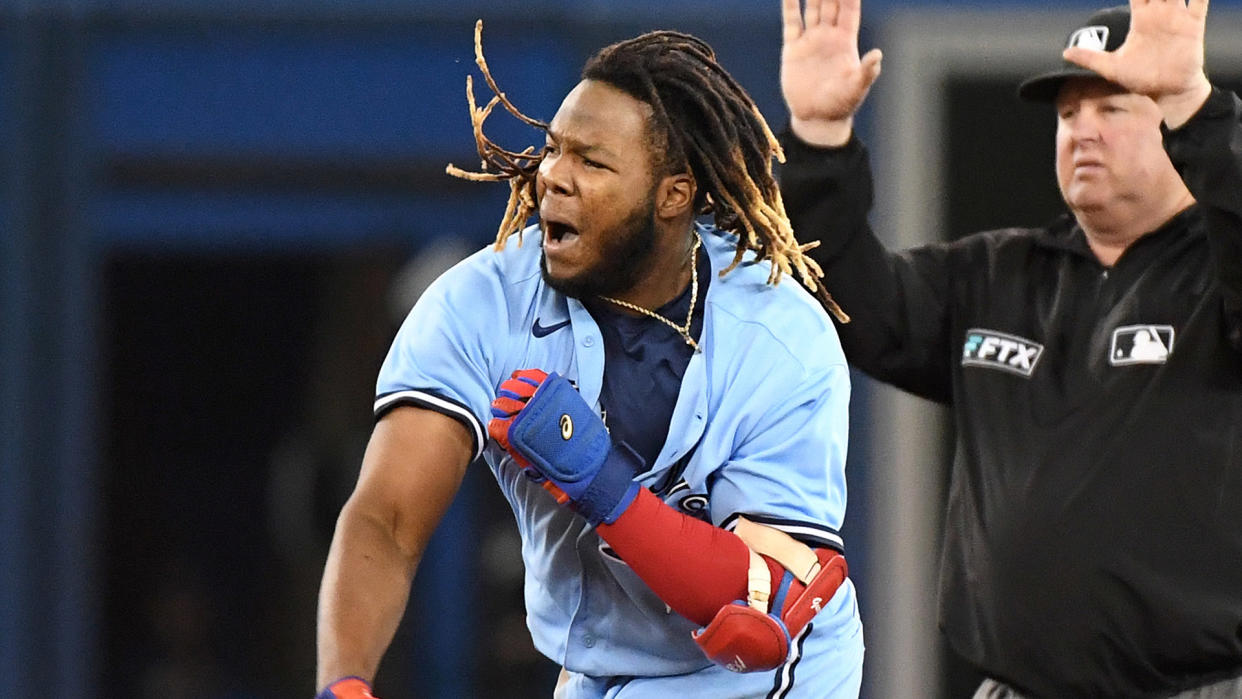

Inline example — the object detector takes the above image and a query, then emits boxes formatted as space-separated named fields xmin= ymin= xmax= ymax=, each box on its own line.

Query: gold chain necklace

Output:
xmin=598 ymin=237 xmax=701 ymax=352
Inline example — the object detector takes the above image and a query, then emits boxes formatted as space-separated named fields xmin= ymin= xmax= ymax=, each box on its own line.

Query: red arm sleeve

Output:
xmin=595 ymin=488 xmax=785 ymax=626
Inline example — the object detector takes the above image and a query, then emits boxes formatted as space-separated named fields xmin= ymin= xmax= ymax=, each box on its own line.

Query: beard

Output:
xmin=540 ymin=193 xmax=658 ymax=300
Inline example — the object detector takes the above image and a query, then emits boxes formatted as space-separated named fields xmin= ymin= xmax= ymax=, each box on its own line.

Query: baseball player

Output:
xmin=316 ymin=25 xmax=864 ymax=699
xmin=779 ymin=0 xmax=1242 ymax=696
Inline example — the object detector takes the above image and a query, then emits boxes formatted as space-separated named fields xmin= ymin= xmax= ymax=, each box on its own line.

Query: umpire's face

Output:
xmin=535 ymin=79 xmax=665 ymax=300
xmin=1054 ymin=77 xmax=1190 ymax=225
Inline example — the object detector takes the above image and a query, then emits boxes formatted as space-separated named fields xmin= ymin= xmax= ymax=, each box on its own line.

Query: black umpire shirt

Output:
xmin=778 ymin=87 xmax=1242 ymax=698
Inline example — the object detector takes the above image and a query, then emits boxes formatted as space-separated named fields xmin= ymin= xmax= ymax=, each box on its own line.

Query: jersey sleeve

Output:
xmin=1163 ymin=86 xmax=1242 ymax=354
xmin=779 ymin=132 xmax=956 ymax=403
xmin=374 ymin=252 xmax=502 ymax=460
xmin=707 ymin=341 xmax=852 ymax=553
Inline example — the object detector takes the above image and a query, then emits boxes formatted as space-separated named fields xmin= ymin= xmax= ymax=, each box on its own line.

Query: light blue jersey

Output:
xmin=375 ymin=222 xmax=862 ymax=698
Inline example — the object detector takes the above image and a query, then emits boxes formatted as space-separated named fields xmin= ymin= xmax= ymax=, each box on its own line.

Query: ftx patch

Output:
xmin=962 ymin=329 xmax=1044 ymax=377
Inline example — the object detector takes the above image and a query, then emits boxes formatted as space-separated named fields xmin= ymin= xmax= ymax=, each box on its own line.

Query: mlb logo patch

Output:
xmin=961 ymin=329 xmax=1044 ymax=377
xmin=1110 ymin=325 xmax=1174 ymax=365
xmin=1067 ymin=26 xmax=1110 ymax=51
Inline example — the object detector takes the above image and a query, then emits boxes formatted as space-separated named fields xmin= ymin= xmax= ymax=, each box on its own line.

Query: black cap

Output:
xmin=1017 ymin=6 xmax=1131 ymax=103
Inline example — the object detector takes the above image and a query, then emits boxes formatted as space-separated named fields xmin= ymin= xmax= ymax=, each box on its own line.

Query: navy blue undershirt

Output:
xmin=584 ymin=247 xmax=710 ymax=470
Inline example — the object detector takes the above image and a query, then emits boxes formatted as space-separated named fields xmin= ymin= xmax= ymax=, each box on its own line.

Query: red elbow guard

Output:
xmin=692 ymin=548 xmax=848 ymax=672
xmin=782 ymin=549 xmax=848 ymax=634
xmin=692 ymin=602 xmax=790 ymax=672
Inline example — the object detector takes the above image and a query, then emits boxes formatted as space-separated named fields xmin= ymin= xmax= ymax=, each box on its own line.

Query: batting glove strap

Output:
xmin=582 ymin=446 xmax=642 ymax=525
xmin=316 ymin=677 xmax=377 ymax=699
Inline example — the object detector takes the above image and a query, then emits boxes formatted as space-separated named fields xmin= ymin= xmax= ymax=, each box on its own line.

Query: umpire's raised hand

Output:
xmin=780 ymin=0 xmax=883 ymax=147
xmin=1062 ymin=0 xmax=1213 ymax=128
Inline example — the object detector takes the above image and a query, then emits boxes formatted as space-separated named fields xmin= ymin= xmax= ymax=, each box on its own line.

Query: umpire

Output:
xmin=777 ymin=0 xmax=1242 ymax=696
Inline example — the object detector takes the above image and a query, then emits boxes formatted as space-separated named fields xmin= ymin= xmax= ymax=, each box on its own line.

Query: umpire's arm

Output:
xmin=316 ymin=405 xmax=474 ymax=689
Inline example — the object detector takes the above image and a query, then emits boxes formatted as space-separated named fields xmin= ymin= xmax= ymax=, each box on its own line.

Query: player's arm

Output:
xmin=489 ymin=370 xmax=845 ymax=671
xmin=598 ymin=490 xmax=847 ymax=672
xmin=316 ymin=405 xmax=474 ymax=697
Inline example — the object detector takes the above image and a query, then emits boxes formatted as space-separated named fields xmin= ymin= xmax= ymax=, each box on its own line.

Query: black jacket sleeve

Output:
xmin=1163 ymin=87 xmax=1242 ymax=354
xmin=778 ymin=132 xmax=954 ymax=403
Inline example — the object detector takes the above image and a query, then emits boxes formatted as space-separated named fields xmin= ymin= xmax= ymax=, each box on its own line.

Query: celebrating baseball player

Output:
xmin=316 ymin=22 xmax=864 ymax=699
xmin=779 ymin=0 xmax=1242 ymax=696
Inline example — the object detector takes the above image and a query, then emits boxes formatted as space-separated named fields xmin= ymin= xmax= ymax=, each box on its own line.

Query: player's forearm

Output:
xmin=316 ymin=504 xmax=420 ymax=688
xmin=595 ymin=488 xmax=751 ymax=625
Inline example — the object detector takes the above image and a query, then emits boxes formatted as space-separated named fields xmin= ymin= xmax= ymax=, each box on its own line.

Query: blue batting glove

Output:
xmin=504 ymin=372 xmax=642 ymax=525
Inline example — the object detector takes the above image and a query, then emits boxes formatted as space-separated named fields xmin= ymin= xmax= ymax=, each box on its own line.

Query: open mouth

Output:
xmin=542 ymin=219 xmax=581 ymax=247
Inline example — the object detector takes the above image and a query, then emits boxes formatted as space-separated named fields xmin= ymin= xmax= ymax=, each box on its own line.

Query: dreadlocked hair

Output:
xmin=445 ymin=21 xmax=848 ymax=323
xmin=444 ymin=21 xmax=545 ymax=250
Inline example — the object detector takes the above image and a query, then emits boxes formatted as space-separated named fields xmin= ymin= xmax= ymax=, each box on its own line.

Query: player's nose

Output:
xmin=538 ymin=152 xmax=574 ymax=197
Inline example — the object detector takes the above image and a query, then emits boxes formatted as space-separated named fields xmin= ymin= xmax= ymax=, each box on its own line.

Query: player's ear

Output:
xmin=655 ymin=171 xmax=696 ymax=221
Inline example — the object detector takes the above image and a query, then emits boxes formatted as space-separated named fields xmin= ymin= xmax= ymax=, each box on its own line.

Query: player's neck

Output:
xmin=602 ymin=227 xmax=698 ymax=312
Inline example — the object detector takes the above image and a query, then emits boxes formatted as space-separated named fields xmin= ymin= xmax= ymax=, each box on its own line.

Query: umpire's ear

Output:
xmin=655 ymin=171 xmax=697 ymax=221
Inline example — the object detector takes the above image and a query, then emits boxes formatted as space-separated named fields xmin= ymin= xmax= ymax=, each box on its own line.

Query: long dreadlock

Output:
xmin=445 ymin=21 xmax=848 ymax=323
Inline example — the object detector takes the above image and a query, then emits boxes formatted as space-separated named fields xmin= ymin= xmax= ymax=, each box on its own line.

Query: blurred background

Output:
xmin=3 ymin=1 xmax=1241 ymax=697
